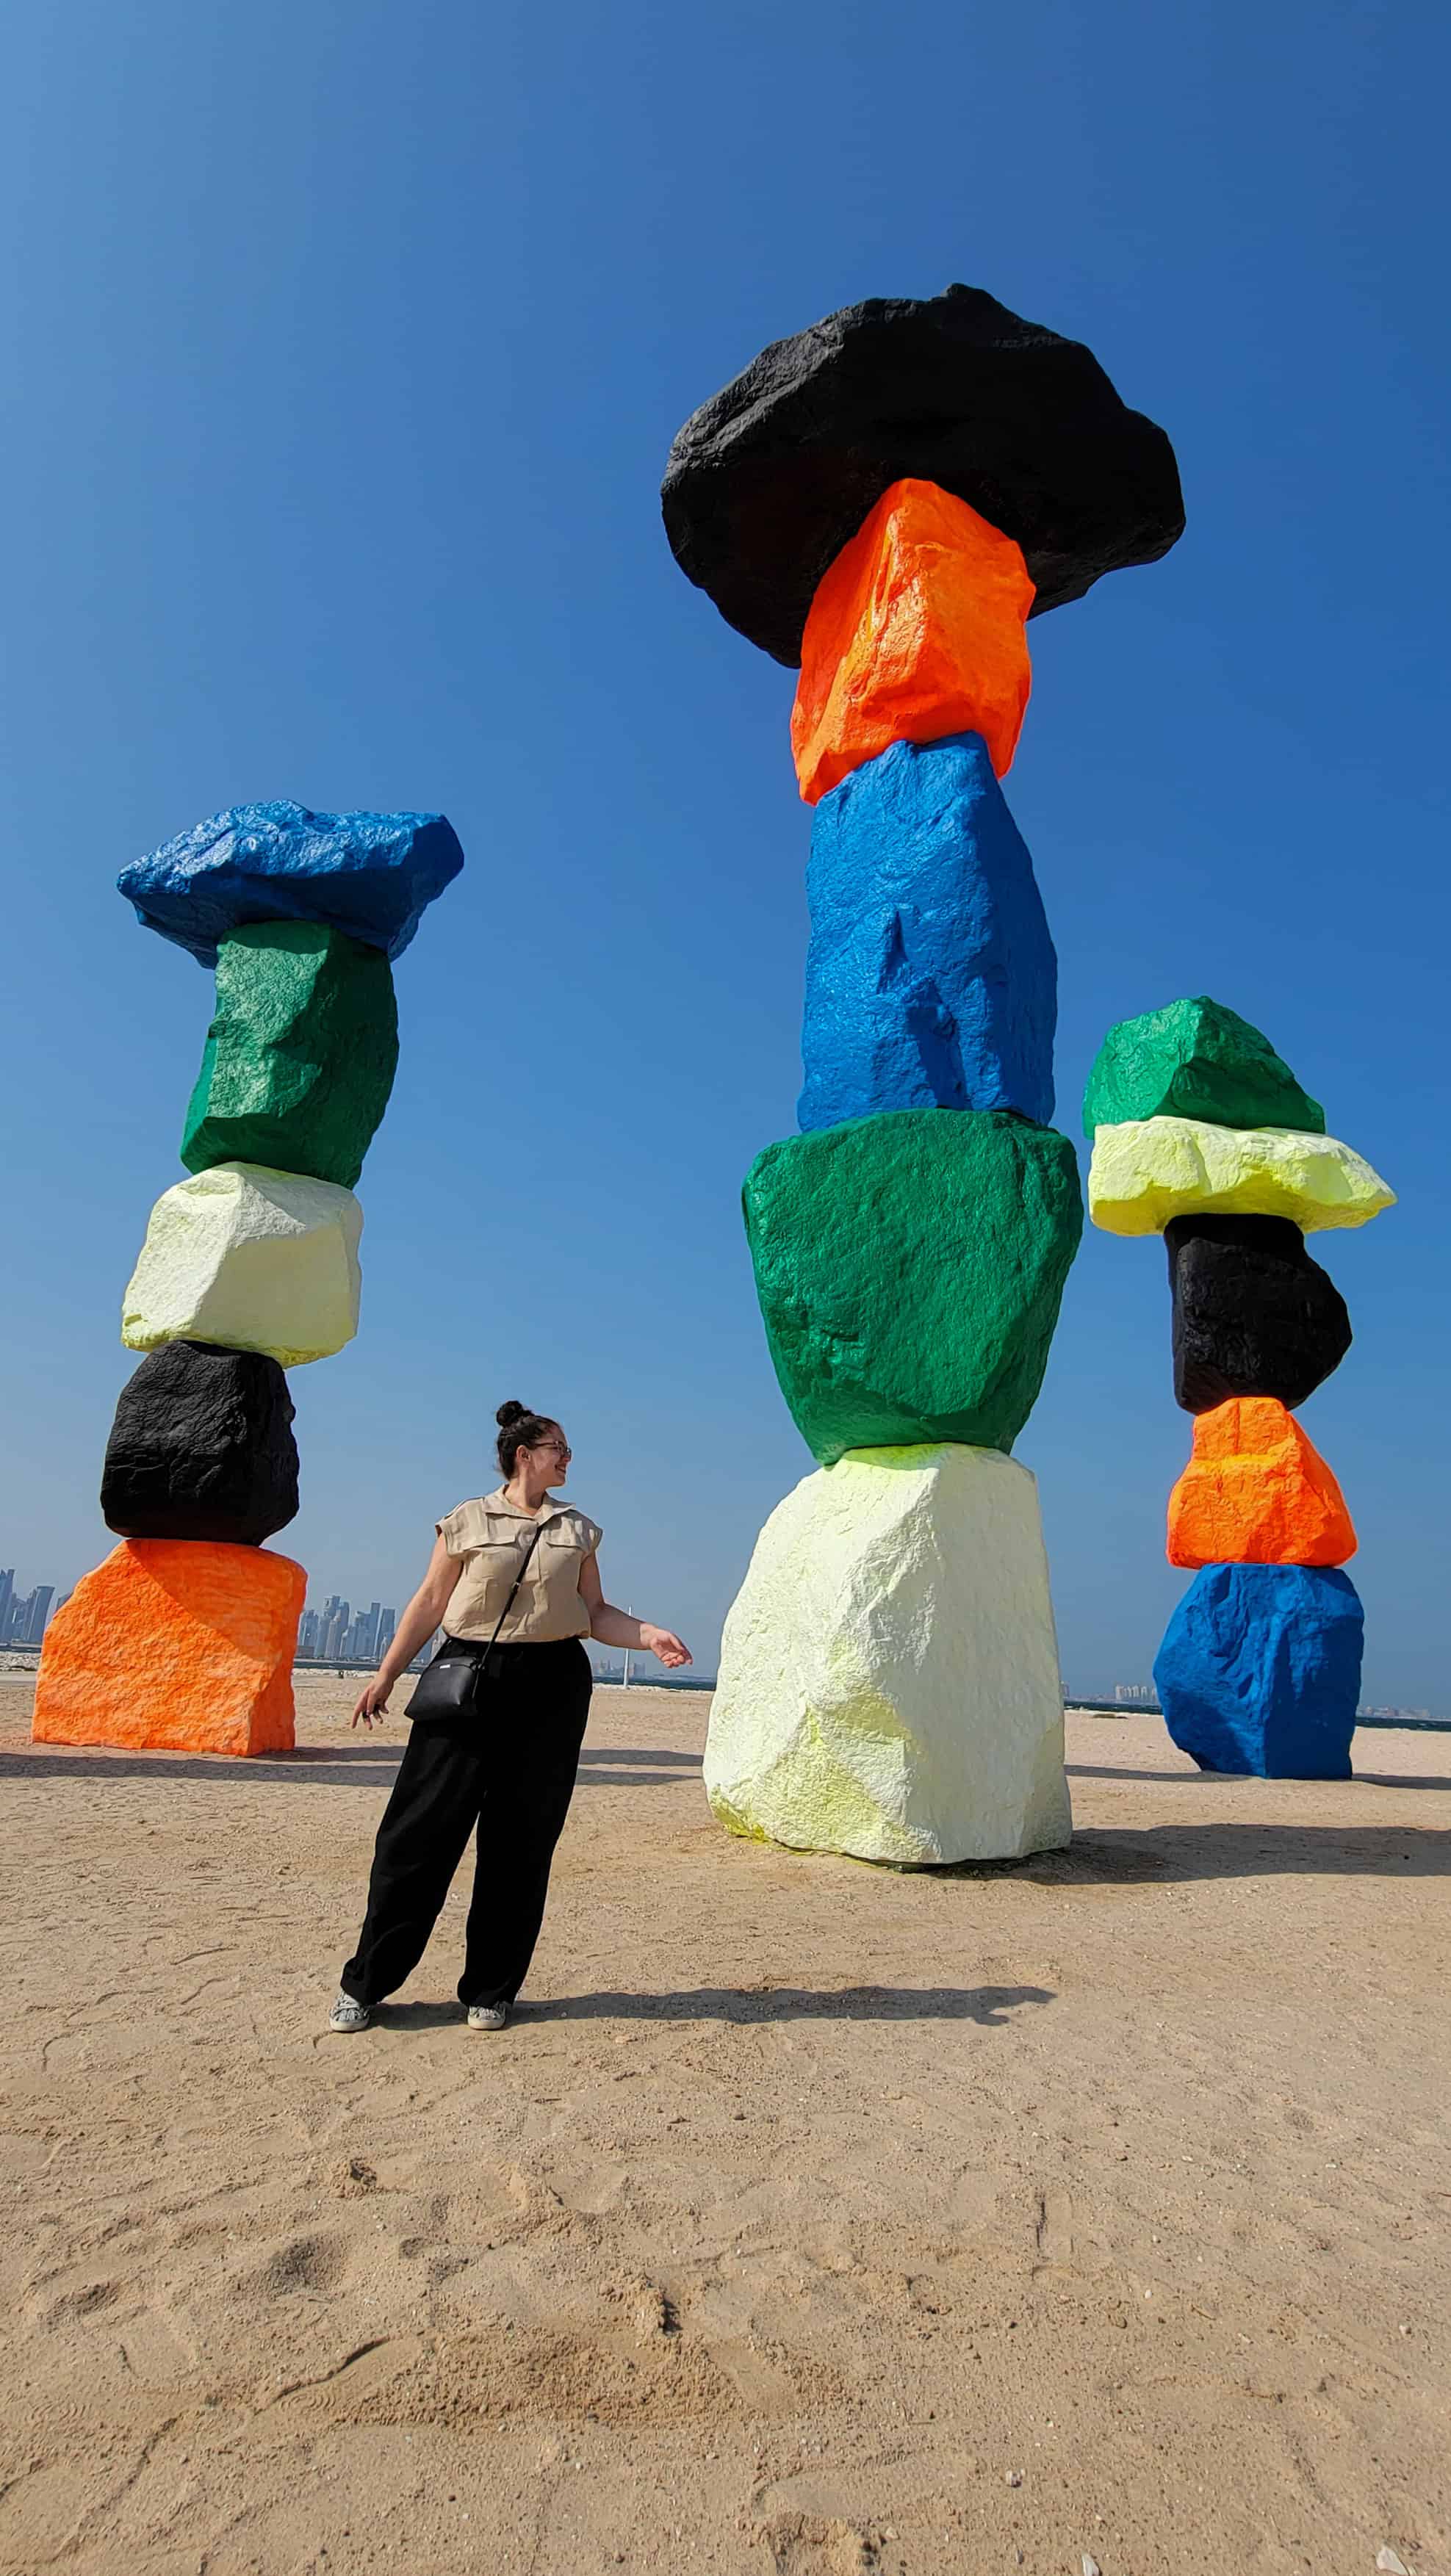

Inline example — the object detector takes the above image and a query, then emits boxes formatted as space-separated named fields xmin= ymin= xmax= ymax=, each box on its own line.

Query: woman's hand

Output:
xmin=640 ymin=1623 xmax=691 ymax=1670
xmin=351 ymin=1674 xmax=393 ymax=1729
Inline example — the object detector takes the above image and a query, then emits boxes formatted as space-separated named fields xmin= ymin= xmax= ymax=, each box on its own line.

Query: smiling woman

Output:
xmin=326 ymin=1399 xmax=689 ymax=2036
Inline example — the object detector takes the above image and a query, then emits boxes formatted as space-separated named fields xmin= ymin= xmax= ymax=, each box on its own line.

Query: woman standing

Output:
xmin=328 ymin=1401 xmax=690 ymax=2034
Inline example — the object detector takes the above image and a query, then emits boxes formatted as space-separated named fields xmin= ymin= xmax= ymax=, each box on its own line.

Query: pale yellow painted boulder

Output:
xmin=122 ymin=1162 xmax=362 ymax=1365
xmin=705 ymin=1443 xmax=1071 ymax=1865
xmin=1087 ymin=1116 xmax=1394 ymax=1236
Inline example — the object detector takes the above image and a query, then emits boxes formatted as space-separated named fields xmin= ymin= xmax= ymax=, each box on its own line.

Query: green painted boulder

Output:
xmin=744 ymin=1108 xmax=1083 ymax=1465
xmin=181 ymin=923 xmax=398 ymax=1189
xmin=1082 ymin=995 xmax=1324 ymax=1139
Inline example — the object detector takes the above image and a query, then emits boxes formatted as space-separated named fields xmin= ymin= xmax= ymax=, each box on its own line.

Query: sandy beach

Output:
xmin=0 ymin=1673 xmax=1446 ymax=2575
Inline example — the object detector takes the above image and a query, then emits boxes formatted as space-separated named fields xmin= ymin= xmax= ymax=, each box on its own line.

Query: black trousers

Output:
xmin=341 ymin=1637 xmax=592 ymax=2010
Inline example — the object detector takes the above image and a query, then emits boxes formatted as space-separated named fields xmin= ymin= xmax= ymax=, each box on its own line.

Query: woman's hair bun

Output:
xmin=494 ymin=1399 xmax=554 ymax=1477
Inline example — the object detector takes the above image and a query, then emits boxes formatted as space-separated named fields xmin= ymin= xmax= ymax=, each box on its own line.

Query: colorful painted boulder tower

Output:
xmin=34 ymin=804 xmax=464 ymax=1756
xmin=1085 ymin=995 xmax=1393 ymax=1778
xmin=663 ymin=284 xmax=1185 ymax=1861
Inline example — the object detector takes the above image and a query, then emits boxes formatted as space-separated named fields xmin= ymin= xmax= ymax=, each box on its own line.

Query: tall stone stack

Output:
xmin=33 ymin=801 xmax=463 ymax=1758
xmin=1085 ymin=995 xmax=1395 ymax=1778
xmin=662 ymin=284 xmax=1184 ymax=1864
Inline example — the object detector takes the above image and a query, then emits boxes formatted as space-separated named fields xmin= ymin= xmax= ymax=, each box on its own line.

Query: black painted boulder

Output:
xmin=101 ymin=1341 xmax=300 ymax=1545
xmin=661 ymin=284 xmax=1185 ymax=665
xmin=1165 ymin=1215 xmax=1353 ymax=1415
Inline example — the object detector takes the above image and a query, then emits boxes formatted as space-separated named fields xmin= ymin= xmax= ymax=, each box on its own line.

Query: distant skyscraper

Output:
xmin=0 ymin=1571 xmax=14 ymax=1643
xmin=292 ymin=1593 xmax=400 ymax=1662
xmin=11 ymin=1586 xmax=54 ymax=1646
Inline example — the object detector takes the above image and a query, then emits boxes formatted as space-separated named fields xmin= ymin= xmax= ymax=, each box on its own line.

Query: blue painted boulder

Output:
xmin=1153 ymin=1562 xmax=1363 ymax=1778
xmin=799 ymin=733 xmax=1056 ymax=1131
xmin=119 ymin=802 xmax=464 ymax=966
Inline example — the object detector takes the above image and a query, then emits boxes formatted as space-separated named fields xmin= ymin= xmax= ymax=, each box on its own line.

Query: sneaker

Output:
xmin=327 ymin=1990 xmax=373 ymax=2033
xmin=466 ymin=2002 xmax=510 ymax=2033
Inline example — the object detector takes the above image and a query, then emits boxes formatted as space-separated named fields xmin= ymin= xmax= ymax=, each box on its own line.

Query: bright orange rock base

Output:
xmin=33 ymin=1539 xmax=305 ymax=1756
xmin=1167 ymin=1397 xmax=1356 ymax=1570
xmin=791 ymin=477 xmax=1035 ymax=805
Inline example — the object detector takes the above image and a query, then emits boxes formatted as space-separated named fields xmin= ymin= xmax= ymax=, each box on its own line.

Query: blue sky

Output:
xmin=1 ymin=0 xmax=1446 ymax=1700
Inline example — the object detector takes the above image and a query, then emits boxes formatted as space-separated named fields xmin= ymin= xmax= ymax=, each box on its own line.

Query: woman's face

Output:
xmin=526 ymin=1424 xmax=572 ymax=1482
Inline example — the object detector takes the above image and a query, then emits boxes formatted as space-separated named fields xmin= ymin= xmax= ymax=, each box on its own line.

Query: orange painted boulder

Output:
xmin=33 ymin=1539 xmax=304 ymax=1755
xmin=1166 ymin=1397 xmax=1356 ymax=1570
xmin=791 ymin=478 xmax=1034 ymax=804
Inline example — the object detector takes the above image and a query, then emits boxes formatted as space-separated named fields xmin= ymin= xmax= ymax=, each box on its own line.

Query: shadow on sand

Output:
xmin=1067 ymin=1761 xmax=1451 ymax=1791
xmin=372 ymin=1982 xmax=1056 ymax=2030
xmin=1000 ymin=1824 xmax=1451 ymax=1886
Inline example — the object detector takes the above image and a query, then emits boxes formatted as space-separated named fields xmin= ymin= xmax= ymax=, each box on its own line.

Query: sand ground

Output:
xmin=0 ymin=1672 xmax=1446 ymax=2576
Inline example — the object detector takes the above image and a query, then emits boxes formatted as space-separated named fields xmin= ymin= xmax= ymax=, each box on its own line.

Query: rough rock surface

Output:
xmin=101 ymin=1341 xmax=299 ymax=1546
xmin=1088 ymin=1117 xmax=1394 ymax=1235
xmin=122 ymin=1163 xmax=362 ymax=1368
xmin=118 ymin=801 xmax=464 ymax=967
xmin=1167 ymin=1213 xmax=1352 ymax=1413
xmin=800 ymin=733 xmax=1056 ymax=1130
xmin=32 ymin=1539 xmax=304 ymax=1756
xmin=1083 ymin=996 xmax=1325 ymax=1137
xmin=1153 ymin=1562 xmax=1363 ymax=1779
xmin=746 ymin=1108 xmax=1082 ymax=1464
xmin=790 ymin=480 xmax=1034 ymax=801
xmin=705 ymin=1444 xmax=1071 ymax=1864
xmin=181 ymin=923 xmax=398 ymax=1188
xmin=1166 ymin=1396 xmax=1356 ymax=1569
xmin=661 ymin=281 xmax=1184 ymax=664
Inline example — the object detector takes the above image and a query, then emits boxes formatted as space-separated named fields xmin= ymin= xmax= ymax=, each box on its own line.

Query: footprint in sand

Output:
xmin=758 ymin=2511 xmax=879 ymax=2573
xmin=248 ymin=2232 xmax=351 ymax=2298
xmin=28 ymin=2276 xmax=120 ymax=2328
xmin=118 ymin=2302 xmax=198 ymax=2382
xmin=1034 ymin=2186 xmax=1076 ymax=2272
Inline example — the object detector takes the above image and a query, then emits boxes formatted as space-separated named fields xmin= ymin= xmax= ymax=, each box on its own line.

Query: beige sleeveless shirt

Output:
xmin=436 ymin=1489 xmax=602 ymax=1645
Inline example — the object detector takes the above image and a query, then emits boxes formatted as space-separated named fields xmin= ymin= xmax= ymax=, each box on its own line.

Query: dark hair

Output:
xmin=496 ymin=1399 xmax=558 ymax=1480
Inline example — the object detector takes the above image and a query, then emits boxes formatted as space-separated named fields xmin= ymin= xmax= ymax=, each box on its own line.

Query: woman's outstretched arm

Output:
xmin=350 ymin=1534 xmax=465 ymax=1727
xmin=578 ymin=1554 xmax=691 ymax=1669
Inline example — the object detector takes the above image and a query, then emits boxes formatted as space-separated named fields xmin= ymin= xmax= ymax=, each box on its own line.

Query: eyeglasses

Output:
xmin=533 ymin=1439 xmax=572 ymax=1460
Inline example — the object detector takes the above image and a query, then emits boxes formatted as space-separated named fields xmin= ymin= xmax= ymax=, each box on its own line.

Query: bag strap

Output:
xmin=483 ymin=1522 xmax=545 ymax=1654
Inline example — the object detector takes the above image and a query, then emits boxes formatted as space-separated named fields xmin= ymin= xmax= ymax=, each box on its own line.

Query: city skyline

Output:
xmin=297 ymin=1594 xmax=398 ymax=1666
xmin=0 ymin=1570 xmax=59 ymax=1648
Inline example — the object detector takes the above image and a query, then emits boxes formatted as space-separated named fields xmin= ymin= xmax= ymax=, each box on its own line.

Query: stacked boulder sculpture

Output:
xmin=1086 ymin=995 xmax=1394 ymax=1778
xmin=663 ymin=284 xmax=1184 ymax=1862
xmin=34 ymin=801 xmax=462 ymax=1756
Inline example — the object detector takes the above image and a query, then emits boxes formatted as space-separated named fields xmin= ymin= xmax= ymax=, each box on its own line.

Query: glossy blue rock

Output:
xmin=798 ymin=734 xmax=1056 ymax=1132
xmin=1153 ymin=1562 xmax=1364 ymax=1779
xmin=119 ymin=802 xmax=464 ymax=966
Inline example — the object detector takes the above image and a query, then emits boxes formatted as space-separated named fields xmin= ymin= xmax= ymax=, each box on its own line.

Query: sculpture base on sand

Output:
xmin=1154 ymin=1562 xmax=1362 ymax=1780
xmin=34 ymin=1539 xmax=304 ymax=1757
xmin=705 ymin=1445 xmax=1071 ymax=1865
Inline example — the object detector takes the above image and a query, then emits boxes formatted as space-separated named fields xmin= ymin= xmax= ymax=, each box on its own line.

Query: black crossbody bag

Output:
xmin=403 ymin=1524 xmax=544 ymax=1723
